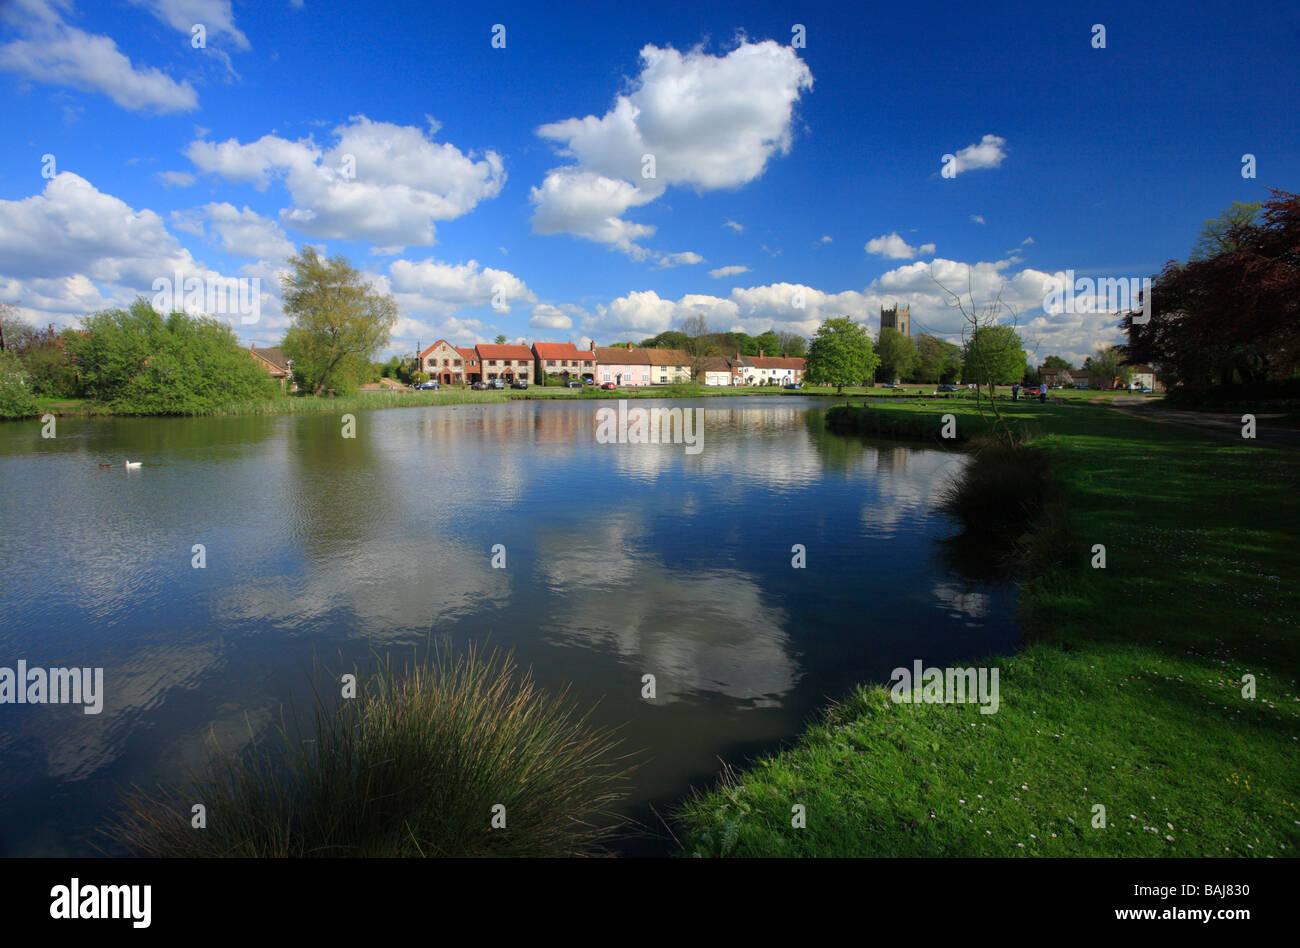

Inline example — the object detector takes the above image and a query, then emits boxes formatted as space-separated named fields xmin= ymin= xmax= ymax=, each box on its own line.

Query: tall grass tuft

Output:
xmin=938 ymin=429 xmax=1050 ymax=546
xmin=104 ymin=645 xmax=632 ymax=857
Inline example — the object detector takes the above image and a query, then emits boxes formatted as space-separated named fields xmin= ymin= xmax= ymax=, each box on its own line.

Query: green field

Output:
xmin=678 ymin=398 xmax=1299 ymax=857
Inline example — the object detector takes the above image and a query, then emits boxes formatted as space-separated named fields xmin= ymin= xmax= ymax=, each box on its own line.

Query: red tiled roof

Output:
xmin=532 ymin=342 xmax=594 ymax=361
xmin=248 ymin=346 xmax=290 ymax=374
xmin=475 ymin=343 xmax=534 ymax=360
xmin=417 ymin=339 xmax=458 ymax=359
xmin=456 ymin=346 xmax=479 ymax=362
xmin=594 ymin=346 xmax=651 ymax=364
xmin=747 ymin=356 xmax=806 ymax=369
xmin=644 ymin=348 xmax=690 ymax=366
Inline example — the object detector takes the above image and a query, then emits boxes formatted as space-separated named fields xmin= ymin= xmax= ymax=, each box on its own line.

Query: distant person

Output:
xmin=1039 ymin=382 xmax=1047 ymax=403
xmin=1012 ymin=383 xmax=1020 ymax=401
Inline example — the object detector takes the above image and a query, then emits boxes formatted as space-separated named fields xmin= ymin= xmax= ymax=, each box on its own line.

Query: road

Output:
xmin=1106 ymin=395 xmax=1300 ymax=450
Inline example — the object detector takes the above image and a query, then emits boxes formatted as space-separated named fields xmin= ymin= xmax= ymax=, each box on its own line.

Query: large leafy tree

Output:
xmin=1189 ymin=201 xmax=1262 ymax=261
xmin=1124 ymin=189 xmax=1300 ymax=386
xmin=753 ymin=329 xmax=782 ymax=356
xmin=680 ymin=315 xmax=720 ymax=380
xmin=914 ymin=333 xmax=962 ymax=383
xmin=640 ymin=330 xmax=689 ymax=350
xmin=0 ymin=348 xmax=40 ymax=418
xmin=1081 ymin=346 xmax=1132 ymax=386
xmin=777 ymin=330 xmax=807 ymax=358
xmin=1042 ymin=355 xmax=1074 ymax=372
xmin=962 ymin=325 xmax=1027 ymax=392
xmin=875 ymin=327 xmax=917 ymax=381
xmin=805 ymin=317 xmax=879 ymax=393
xmin=281 ymin=247 xmax=398 ymax=395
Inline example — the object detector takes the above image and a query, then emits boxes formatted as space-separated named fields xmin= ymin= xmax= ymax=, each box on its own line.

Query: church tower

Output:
xmin=881 ymin=304 xmax=911 ymax=337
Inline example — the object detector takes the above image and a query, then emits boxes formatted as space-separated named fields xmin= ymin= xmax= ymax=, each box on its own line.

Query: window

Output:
xmin=547 ymin=360 xmax=556 ymax=367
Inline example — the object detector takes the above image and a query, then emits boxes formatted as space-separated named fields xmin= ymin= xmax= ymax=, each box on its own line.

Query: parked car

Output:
xmin=937 ymin=384 xmax=959 ymax=392
xmin=511 ymin=380 xmax=529 ymax=389
xmin=783 ymin=382 xmax=800 ymax=390
xmin=600 ymin=382 xmax=617 ymax=390
xmin=565 ymin=379 xmax=583 ymax=388
xmin=418 ymin=381 xmax=439 ymax=390
xmin=880 ymin=381 xmax=899 ymax=389
xmin=470 ymin=381 xmax=488 ymax=390
xmin=488 ymin=378 xmax=505 ymax=389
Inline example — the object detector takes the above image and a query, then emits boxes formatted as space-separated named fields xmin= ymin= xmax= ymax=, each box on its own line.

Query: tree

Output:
xmin=875 ymin=327 xmax=917 ymax=382
xmin=805 ymin=317 xmax=879 ymax=393
xmin=494 ymin=334 xmax=507 ymax=344
xmin=753 ymin=329 xmax=781 ymax=356
xmin=1082 ymin=346 xmax=1132 ymax=387
xmin=680 ymin=315 xmax=719 ymax=380
xmin=67 ymin=298 xmax=281 ymax=413
xmin=1042 ymin=355 xmax=1074 ymax=372
xmin=0 ymin=348 xmax=40 ymax=418
xmin=280 ymin=247 xmax=398 ymax=395
xmin=1190 ymin=201 xmax=1262 ymax=261
xmin=933 ymin=267 xmax=1024 ymax=442
xmin=0 ymin=301 xmax=33 ymax=353
xmin=962 ymin=326 xmax=1027 ymax=391
xmin=914 ymin=334 xmax=962 ymax=383
xmin=777 ymin=331 xmax=807 ymax=358
xmin=641 ymin=330 xmax=689 ymax=350
xmin=1124 ymin=189 xmax=1300 ymax=387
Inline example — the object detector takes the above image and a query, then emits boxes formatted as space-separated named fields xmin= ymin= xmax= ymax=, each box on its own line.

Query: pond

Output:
xmin=0 ymin=397 xmax=1018 ymax=856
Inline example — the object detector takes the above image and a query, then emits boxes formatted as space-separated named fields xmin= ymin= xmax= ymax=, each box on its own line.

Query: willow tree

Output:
xmin=281 ymin=247 xmax=398 ymax=395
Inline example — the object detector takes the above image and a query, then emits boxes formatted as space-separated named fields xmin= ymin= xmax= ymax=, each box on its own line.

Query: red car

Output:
xmin=600 ymin=382 xmax=617 ymax=390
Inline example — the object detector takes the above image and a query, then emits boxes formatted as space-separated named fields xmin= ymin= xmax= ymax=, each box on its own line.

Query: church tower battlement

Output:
xmin=881 ymin=304 xmax=911 ymax=338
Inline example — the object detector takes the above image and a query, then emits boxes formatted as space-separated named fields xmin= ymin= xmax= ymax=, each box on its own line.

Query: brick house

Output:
xmin=248 ymin=343 xmax=295 ymax=391
xmin=457 ymin=347 xmax=481 ymax=384
xmin=416 ymin=340 xmax=466 ymax=385
xmin=1039 ymin=367 xmax=1075 ymax=388
xmin=532 ymin=342 xmax=596 ymax=384
xmin=476 ymin=343 xmax=535 ymax=384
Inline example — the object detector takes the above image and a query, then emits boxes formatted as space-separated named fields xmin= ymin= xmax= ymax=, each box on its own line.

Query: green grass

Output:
xmin=678 ymin=397 xmax=1300 ymax=857
xmin=104 ymin=645 xmax=633 ymax=857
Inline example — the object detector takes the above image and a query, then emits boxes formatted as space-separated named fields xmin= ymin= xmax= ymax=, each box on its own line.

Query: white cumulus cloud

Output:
xmin=185 ymin=116 xmax=505 ymax=248
xmin=530 ymin=40 xmax=813 ymax=260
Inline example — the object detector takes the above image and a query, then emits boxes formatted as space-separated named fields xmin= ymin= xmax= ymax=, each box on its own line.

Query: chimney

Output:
xmin=759 ymin=349 xmax=763 ymax=358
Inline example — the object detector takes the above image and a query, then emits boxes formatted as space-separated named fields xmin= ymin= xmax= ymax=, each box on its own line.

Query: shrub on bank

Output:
xmin=105 ymin=646 xmax=630 ymax=857
xmin=0 ymin=349 xmax=41 ymax=419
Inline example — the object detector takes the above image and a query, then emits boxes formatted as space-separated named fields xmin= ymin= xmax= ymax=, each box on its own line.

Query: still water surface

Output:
xmin=0 ymin=397 xmax=1017 ymax=855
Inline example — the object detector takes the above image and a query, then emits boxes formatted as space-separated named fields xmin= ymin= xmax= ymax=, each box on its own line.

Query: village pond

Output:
xmin=0 ymin=397 xmax=1019 ymax=855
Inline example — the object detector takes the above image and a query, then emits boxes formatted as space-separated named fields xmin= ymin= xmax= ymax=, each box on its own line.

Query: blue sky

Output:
xmin=1 ymin=0 xmax=1296 ymax=365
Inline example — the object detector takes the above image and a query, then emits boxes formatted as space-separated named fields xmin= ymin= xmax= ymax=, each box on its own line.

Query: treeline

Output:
xmin=0 ymin=247 xmax=400 ymax=418
xmin=0 ymin=299 xmax=282 ymax=417
xmin=619 ymin=327 xmax=808 ymax=359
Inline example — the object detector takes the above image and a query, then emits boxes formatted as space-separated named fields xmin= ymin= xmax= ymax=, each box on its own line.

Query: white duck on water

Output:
xmin=125 ymin=460 xmax=142 ymax=469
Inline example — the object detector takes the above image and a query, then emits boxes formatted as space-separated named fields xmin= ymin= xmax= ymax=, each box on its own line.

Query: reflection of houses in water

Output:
xmin=876 ymin=444 xmax=909 ymax=473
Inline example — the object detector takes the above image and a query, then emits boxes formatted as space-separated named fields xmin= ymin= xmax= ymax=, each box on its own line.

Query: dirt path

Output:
xmin=1103 ymin=395 xmax=1300 ymax=450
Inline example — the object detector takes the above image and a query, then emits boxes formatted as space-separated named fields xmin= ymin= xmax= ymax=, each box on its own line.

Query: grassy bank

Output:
xmin=678 ymin=397 xmax=1299 ymax=856
xmin=20 ymin=383 xmax=1126 ymax=419
xmin=106 ymin=646 xmax=631 ymax=857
